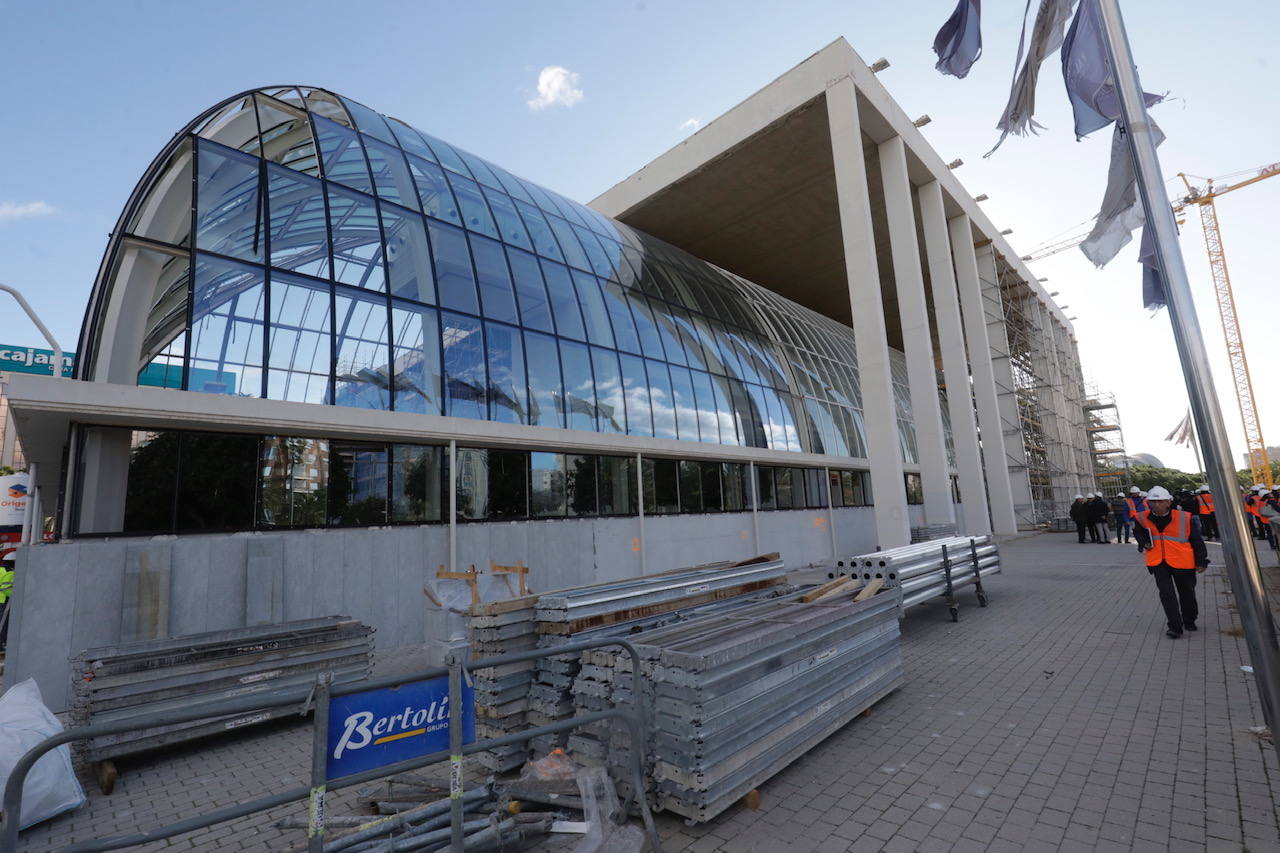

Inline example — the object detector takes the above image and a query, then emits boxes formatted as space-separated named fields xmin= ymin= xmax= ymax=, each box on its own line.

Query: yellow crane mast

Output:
xmin=1173 ymin=163 xmax=1279 ymax=487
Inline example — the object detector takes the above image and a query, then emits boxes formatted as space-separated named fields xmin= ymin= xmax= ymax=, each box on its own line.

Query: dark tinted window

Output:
xmin=645 ymin=458 xmax=680 ymax=514
xmin=598 ymin=455 xmax=635 ymax=516
xmin=258 ymin=436 xmax=329 ymax=528
xmin=123 ymin=431 xmax=178 ymax=533
xmin=176 ymin=432 xmax=258 ymax=531
xmin=329 ymin=442 xmax=388 ymax=525
xmin=392 ymin=444 xmax=443 ymax=522
xmin=757 ymin=466 xmax=776 ymax=510
xmin=566 ymin=454 xmax=598 ymax=517
xmin=679 ymin=460 xmax=703 ymax=513
xmin=488 ymin=450 xmax=528 ymax=518
xmin=722 ymin=462 xmax=746 ymax=512
xmin=531 ymin=452 xmax=566 ymax=518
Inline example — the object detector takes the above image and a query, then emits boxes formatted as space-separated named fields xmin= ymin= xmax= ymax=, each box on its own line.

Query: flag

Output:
xmin=1164 ymin=411 xmax=1193 ymax=447
xmin=1138 ymin=222 xmax=1167 ymax=309
xmin=1061 ymin=0 xmax=1162 ymax=139
xmin=1079 ymin=119 xmax=1165 ymax=267
xmin=985 ymin=0 xmax=1078 ymax=156
xmin=933 ymin=0 xmax=983 ymax=78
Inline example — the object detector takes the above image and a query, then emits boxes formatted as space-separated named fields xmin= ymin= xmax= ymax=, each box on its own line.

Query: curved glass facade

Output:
xmin=81 ymin=86 xmax=938 ymax=461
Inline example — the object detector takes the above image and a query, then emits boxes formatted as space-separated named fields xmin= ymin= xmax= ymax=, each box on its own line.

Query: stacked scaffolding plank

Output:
xmin=852 ymin=536 xmax=1000 ymax=610
xmin=584 ymin=587 xmax=904 ymax=822
xmin=469 ymin=596 xmax=539 ymax=772
xmin=69 ymin=617 xmax=373 ymax=764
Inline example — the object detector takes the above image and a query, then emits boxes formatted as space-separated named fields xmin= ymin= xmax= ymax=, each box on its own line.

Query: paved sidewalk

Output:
xmin=19 ymin=533 xmax=1280 ymax=851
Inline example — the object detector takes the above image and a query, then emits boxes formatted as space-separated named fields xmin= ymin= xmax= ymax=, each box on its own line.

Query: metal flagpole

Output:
xmin=1096 ymin=0 xmax=1280 ymax=757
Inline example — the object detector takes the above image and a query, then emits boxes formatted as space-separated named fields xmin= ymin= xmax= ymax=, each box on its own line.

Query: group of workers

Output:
xmin=1070 ymin=482 xmax=1280 ymax=640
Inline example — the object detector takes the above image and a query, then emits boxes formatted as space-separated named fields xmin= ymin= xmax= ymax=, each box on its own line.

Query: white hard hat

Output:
xmin=1129 ymin=486 xmax=1140 ymax=493
xmin=1139 ymin=491 xmax=1149 ymax=497
xmin=1197 ymin=486 xmax=1210 ymax=493
xmin=1254 ymin=485 xmax=1267 ymax=492
xmin=1116 ymin=493 xmax=1125 ymax=498
xmin=1074 ymin=494 xmax=1084 ymax=499
xmin=1147 ymin=486 xmax=1174 ymax=501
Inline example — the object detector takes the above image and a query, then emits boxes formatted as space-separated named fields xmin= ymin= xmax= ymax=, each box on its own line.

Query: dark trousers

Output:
xmin=1086 ymin=521 xmax=1101 ymax=543
xmin=1150 ymin=565 xmax=1198 ymax=632
xmin=1200 ymin=512 xmax=1218 ymax=540
xmin=1076 ymin=521 xmax=1088 ymax=543
xmin=1113 ymin=512 xmax=1132 ymax=542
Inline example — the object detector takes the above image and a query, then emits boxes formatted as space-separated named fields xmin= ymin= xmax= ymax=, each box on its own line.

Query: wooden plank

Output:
xmin=812 ymin=577 xmax=862 ymax=603
xmin=799 ymin=577 xmax=851 ymax=603
xmin=854 ymin=577 xmax=885 ymax=602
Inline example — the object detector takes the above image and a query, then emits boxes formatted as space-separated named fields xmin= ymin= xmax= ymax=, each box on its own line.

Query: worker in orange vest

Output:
xmin=1195 ymin=486 xmax=1218 ymax=541
xmin=1245 ymin=486 xmax=1269 ymax=540
xmin=1133 ymin=485 xmax=1208 ymax=639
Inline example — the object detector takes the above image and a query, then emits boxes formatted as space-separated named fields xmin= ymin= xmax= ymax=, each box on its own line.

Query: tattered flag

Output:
xmin=1080 ymin=119 xmax=1165 ymax=267
xmin=1164 ymin=410 xmax=1193 ymax=447
xmin=933 ymin=0 xmax=983 ymax=78
xmin=985 ymin=0 xmax=1078 ymax=156
xmin=1139 ymin=222 xmax=1167 ymax=309
xmin=1061 ymin=0 xmax=1162 ymax=139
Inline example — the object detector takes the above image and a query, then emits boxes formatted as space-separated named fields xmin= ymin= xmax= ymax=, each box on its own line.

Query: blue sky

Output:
xmin=1 ymin=0 xmax=1275 ymax=474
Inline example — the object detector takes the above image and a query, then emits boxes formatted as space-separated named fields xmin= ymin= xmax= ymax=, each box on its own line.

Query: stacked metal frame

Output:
xmin=852 ymin=536 xmax=1000 ymax=609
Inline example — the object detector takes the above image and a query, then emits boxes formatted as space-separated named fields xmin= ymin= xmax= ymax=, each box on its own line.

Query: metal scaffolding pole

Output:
xmin=1097 ymin=0 xmax=1280 ymax=757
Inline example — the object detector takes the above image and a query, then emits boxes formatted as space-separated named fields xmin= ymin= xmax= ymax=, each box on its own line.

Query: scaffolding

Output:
xmin=974 ymin=248 xmax=1098 ymax=527
xmin=1084 ymin=386 xmax=1130 ymax=495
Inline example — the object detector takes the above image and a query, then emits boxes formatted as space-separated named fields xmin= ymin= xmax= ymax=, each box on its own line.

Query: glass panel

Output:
xmin=392 ymin=444 xmax=443 ymax=522
xmin=381 ymin=204 xmax=434 ymax=304
xmin=386 ymin=118 xmax=437 ymax=161
xmin=329 ymin=442 xmax=389 ymax=525
xmin=601 ymin=281 xmax=639 ymax=353
xmin=252 ymin=97 xmax=315 ymax=176
xmin=757 ymin=466 xmax=776 ymax=510
xmin=441 ymin=312 xmax=486 ymax=420
xmin=492 ymin=166 xmax=535 ymax=204
xmin=258 ymin=436 xmax=329 ymax=528
xmin=713 ymin=378 xmax=741 ymax=445
xmin=721 ymin=462 xmax=746 ymax=512
xmin=455 ymin=151 xmax=503 ymax=190
xmin=573 ymin=224 xmax=614 ymax=278
xmin=560 ymin=340 xmax=596 ymax=431
xmin=123 ymin=431 xmax=177 ymax=533
xmin=627 ymin=292 xmax=666 ymax=359
xmin=196 ymin=96 xmax=261 ymax=156
xmin=591 ymin=347 xmax=624 ymax=434
xmin=391 ymin=302 xmax=442 ymax=415
xmin=524 ymin=332 xmax=564 ymax=429
xmin=268 ymin=165 xmax=329 ymax=279
xmin=670 ymin=310 xmax=707 ymax=372
xmin=365 ymin=137 xmax=419 ymax=211
xmin=455 ymin=448 xmax=487 ymax=520
xmin=428 ymin=220 xmax=478 ymax=314
xmin=679 ymin=460 xmax=703 ymax=513
xmin=701 ymin=461 xmax=723 ymax=512
xmin=597 ymin=456 xmax=635 ymax=516
xmin=645 ymin=458 xmax=679 ymax=514
xmin=136 ymin=247 xmax=191 ymax=386
xmin=905 ymin=473 xmax=924 ymax=505
xmin=840 ymin=470 xmax=857 ymax=506
xmin=566 ymin=454 xmax=597 ymax=517
xmin=420 ymin=132 xmax=471 ymax=175
xmin=268 ymin=272 xmax=331 ymax=404
xmin=531 ymin=452 xmax=566 ymax=518
xmin=829 ymin=471 xmax=844 ymax=508
xmin=570 ymin=271 xmax=614 ymax=348
xmin=669 ymin=365 xmax=699 ymax=441
xmin=196 ymin=141 xmax=263 ymax=263
xmin=327 ymin=185 xmax=385 ymax=291
xmin=334 ymin=288 xmax=391 ymax=410
xmin=447 ymin=172 xmax=499 ymax=239
xmin=506 ymin=247 xmax=553 ymax=333
xmin=690 ymin=371 xmax=721 ymax=444
xmin=486 ymin=322 xmax=527 ymax=424
xmin=742 ymin=383 xmax=770 ymax=449
xmin=775 ymin=467 xmax=795 ymax=509
xmin=470 ymin=234 xmax=518 ymax=324
xmin=516 ymin=201 xmax=564 ymax=262
xmin=805 ymin=469 xmax=825 ymax=508
xmin=547 ymin=213 xmax=591 ymax=270
xmin=619 ymin=354 xmax=653 ymax=438
xmin=649 ymin=300 xmax=688 ymax=366
xmin=302 ymin=89 xmax=351 ymax=125
xmin=483 ymin=187 xmax=532 ymax=250
xmin=190 ymin=254 xmax=265 ymax=396
xmin=488 ymin=450 xmax=528 ymax=518
xmin=541 ymin=260 xmax=586 ymax=341
xmin=645 ymin=359 xmax=677 ymax=440
xmin=314 ymin=116 xmax=373 ymax=193
xmin=407 ymin=155 xmax=461 ymax=225
xmin=127 ymin=141 xmax=193 ymax=247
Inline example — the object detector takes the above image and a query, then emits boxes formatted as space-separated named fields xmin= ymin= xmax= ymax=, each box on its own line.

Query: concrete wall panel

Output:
xmin=170 ymin=536 xmax=213 ymax=636
xmin=203 ymin=537 xmax=247 ymax=631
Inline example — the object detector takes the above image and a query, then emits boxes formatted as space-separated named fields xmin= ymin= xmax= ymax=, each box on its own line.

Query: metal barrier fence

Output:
xmin=2 ymin=638 xmax=663 ymax=853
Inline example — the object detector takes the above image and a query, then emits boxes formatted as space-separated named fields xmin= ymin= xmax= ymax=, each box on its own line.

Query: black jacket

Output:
xmin=1133 ymin=510 xmax=1208 ymax=569
xmin=1088 ymin=497 xmax=1110 ymax=521
xmin=1069 ymin=501 xmax=1088 ymax=522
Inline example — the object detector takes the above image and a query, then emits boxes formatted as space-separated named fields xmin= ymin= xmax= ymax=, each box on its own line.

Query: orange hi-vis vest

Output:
xmin=1124 ymin=497 xmax=1145 ymax=518
xmin=1197 ymin=493 xmax=1215 ymax=514
xmin=1136 ymin=509 xmax=1197 ymax=569
xmin=1245 ymin=495 xmax=1262 ymax=518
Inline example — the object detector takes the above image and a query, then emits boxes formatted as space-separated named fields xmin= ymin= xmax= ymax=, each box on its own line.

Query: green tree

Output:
xmin=1126 ymin=464 xmax=1203 ymax=494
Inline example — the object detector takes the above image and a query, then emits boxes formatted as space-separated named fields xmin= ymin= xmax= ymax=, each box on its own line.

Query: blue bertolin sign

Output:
xmin=325 ymin=676 xmax=475 ymax=780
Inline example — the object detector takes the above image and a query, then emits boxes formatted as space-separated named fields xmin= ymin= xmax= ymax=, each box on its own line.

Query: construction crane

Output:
xmin=1174 ymin=163 xmax=1279 ymax=487
xmin=1021 ymin=161 xmax=1279 ymax=485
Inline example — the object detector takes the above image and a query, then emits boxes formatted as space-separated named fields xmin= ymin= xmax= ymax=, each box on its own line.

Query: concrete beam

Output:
xmin=918 ymin=181 xmax=989 ymax=535
xmin=877 ymin=136 xmax=953 ymax=527
xmin=826 ymin=77 xmax=909 ymax=547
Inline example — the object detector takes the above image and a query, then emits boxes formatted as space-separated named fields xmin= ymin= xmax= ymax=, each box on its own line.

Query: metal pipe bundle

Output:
xmin=584 ymin=588 xmax=905 ymax=823
xmin=846 ymin=537 xmax=1001 ymax=611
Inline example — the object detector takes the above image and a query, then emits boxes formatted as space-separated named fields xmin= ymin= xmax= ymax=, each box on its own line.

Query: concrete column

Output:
xmin=1033 ymin=298 xmax=1076 ymax=508
xmin=0 ymin=405 xmax=16 ymax=468
xmin=949 ymin=217 xmax=1018 ymax=534
xmin=918 ymin=181 xmax=990 ymax=535
xmin=975 ymin=247 xmax=1034 ymax=526
xmin=877 ymin=137 xmax=953 ymax=527
xmin=826 ymin=78 xmax=910 ymax=547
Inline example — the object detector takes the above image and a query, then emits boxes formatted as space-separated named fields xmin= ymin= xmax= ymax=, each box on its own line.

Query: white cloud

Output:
xmin=681 ymin=118 xmax=702 ymax=133
xmin=0 ymin=201 xmax=56 ymax=223
xmin=527 ymin=66 xmax=584 ymax=111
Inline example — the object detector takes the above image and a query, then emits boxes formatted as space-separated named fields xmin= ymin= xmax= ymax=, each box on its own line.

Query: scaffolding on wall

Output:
xmin=1084 ymin=386 xmax=1130 ymax=495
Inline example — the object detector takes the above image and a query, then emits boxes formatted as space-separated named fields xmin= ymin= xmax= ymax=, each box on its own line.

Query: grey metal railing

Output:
xmin=2 ymin=638 xmax=663 ymax=853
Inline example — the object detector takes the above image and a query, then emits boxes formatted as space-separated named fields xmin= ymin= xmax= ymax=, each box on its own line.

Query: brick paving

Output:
xmin=18 ymin=533 xmax=1280 ymax=852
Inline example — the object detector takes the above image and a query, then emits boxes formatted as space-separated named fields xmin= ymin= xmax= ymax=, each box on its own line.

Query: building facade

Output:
xmin=2 ymin=40 xmax=1095 ymax=709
